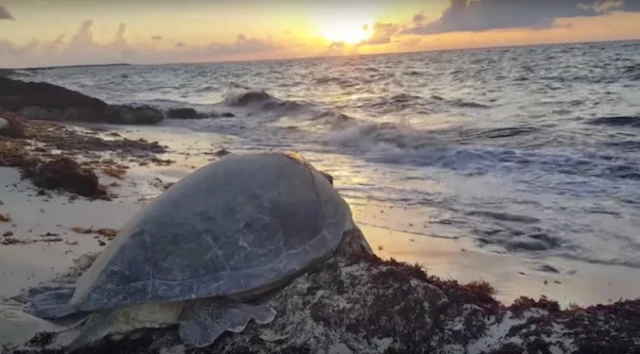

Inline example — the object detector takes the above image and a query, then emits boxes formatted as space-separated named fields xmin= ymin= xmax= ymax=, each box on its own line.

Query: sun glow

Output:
xmin=319 ymin=18 xmax=373 ymax=45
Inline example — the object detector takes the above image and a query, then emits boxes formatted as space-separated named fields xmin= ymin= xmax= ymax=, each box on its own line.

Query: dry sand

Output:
xmin=1 ymin=121 xmax=638 ymax=308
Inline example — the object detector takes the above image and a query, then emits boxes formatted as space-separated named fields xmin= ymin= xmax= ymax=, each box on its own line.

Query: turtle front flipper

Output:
xmin=24 ymin=283 xmax=78 ymax=319
xmin=178 ymin=299 xmax=276 ymax=348
xmin=0 ymin=300 xmax=86 ymax=350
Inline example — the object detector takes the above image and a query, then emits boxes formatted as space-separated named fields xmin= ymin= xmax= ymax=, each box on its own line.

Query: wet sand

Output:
xmin=1 ymin=121 xmax=638 ymax=307
xmin=362 ymin=224 xmax=640 ymax=306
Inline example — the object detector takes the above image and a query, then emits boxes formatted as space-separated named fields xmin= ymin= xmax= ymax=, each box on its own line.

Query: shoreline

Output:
xmin=1 ymin=120 xmax=637 ymax=307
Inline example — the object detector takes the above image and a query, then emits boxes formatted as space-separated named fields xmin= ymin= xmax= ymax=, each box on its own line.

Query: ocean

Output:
xmin=23 ymin=41 xmax=640 ymax=275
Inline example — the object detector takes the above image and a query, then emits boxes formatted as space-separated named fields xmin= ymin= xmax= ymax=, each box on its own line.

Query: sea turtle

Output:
xmin=15 ymin=151 xmax=373 ymax=351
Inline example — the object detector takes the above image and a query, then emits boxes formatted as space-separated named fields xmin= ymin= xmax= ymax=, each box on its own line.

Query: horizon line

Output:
xmin=5 ymin=37 xmax=639 ymax=71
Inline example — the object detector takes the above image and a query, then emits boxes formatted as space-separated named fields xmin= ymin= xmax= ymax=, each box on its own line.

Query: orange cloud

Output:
xmin=361 ymin=22 xmax=401 ymax=45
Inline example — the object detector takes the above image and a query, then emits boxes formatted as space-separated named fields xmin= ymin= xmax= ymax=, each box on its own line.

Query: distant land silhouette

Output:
xmin=0 ymin=63 xmax=131 ymax=76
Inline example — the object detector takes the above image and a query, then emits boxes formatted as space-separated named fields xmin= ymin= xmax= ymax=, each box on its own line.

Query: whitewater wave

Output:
xmin=323 ymin=119 xmax=640 ymax=182
xmin=324 ymin=121 xmax=445 ymax=151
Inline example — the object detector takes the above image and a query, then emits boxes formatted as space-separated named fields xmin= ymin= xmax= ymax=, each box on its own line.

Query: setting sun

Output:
xmin=319 ymin=18 xmax=373 ymax=44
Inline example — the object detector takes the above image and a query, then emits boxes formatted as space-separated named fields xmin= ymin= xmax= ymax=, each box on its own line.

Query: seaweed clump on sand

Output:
xmin=22 ymin=157 xmax=106 ymax=198
xmin=5 ymin=251 xmax=640 ymax=354
xmin=0 ymin=111 xmax=26 ymax=138
xmin=0 ymin=113 xmax=169 ymax=199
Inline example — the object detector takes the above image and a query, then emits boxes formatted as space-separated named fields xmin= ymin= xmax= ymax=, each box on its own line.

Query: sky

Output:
xmin=1 ymin=0 xmax=640 ymax=68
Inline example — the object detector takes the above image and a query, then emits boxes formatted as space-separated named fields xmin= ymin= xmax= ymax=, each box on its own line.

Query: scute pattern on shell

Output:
xmin=68 ymin=152 xmax=353 ymax=314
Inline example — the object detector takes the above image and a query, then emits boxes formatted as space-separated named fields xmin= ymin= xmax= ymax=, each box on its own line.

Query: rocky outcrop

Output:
xmin=0 ymin=77 xmax=105 ymax=114
xmin=166 ymin=107 xmax=204 ymax=119
xmin=104 ymin=105 xmax=164 ymax=125
xmin=0 ymin=77 xmax=163 ymax=125
xmin=166 ymin=107 xmax=235 ymax=119
xmin=5 ymin=254 xmax=640 ymax=354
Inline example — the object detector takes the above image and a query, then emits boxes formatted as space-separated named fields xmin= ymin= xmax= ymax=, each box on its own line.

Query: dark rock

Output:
xmin=0 ymin=96 xmax=25 ymax=111
xmin=0 ymin=77 xmax=164 ymax=125
xmin=214 ymin=148 xmax=231 ymax=157
xmin=220 ymin=112 xmax=235 ymax=118
xmin=19 ymin=107 xmax=65 ymax=121
xmin=166 ymin=108 xmax=202 ymax=119
xmin=225 ymin=90 xmax=272 ymax=106
xmin=62 ymin=107 xmax=99 ymax=122
xmin=536 ymin=264 xmax=560 ymax=273
xmin=104 ymin=105 xmax=164 ymax=125
xmin=0 ymin=77 xmax=106 ymax=112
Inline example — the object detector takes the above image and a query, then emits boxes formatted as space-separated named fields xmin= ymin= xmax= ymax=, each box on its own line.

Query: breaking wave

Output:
xmin=223 ymin=89 xmax=275 ymax=107
xmin=222 ymin=88 xmax=309 ymax=112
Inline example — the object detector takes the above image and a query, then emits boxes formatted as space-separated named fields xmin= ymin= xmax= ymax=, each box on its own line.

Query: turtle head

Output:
xmin=282 ymin=151 xmax=334 ymax=185
xmin=319 ymin=171 xmax=334 ymax=185
xmin=337 ymin=227 xmax=374 ymax=258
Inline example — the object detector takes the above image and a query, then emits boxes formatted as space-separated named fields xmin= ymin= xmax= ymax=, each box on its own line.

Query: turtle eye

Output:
xmin=319 ymin=171 xmax=334 ymax=185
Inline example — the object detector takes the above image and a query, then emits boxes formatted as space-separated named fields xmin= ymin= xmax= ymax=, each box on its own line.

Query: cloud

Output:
xmin=0 ymin=3 xmax=14 ymax=20
xmin=618 ymin=0 xmax=640 ymax=11
xmin=402 ymin=0 xmax=629 ymax=35
xmin=319 ymin=41 xmax=349 ymax=57
xmin=68 ymin=20 xmax=95 ymax=52
xmin=413 ymin=12 xmax=426 ymax=25
xmin=361 ymin=22 xmax=401 ymax=45
xmin=0 ymin=20 xmax=288 ymax=67
xmin=584 ymin=0 xmax=640 ymax=12
xmin=111 ymin=23 xmax=127 ymax=48
xmin=203 ymin=34 xmax=281 ymax=55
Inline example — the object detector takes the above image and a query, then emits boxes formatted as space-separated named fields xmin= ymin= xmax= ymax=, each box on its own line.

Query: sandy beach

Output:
xmin=2 ymin=121 xmax=638 ymax=308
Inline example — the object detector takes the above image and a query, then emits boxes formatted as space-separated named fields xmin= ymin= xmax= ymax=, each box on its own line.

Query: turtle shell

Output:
xmin=69 ymin=152 xmax=353 ymax=312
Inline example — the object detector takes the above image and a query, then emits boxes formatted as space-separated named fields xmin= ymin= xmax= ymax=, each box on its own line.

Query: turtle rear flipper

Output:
xmin=24 ymin=283 xmax=78 ymax=319
xmin=178 ymin=299 xmax=276 ymax=348
xmin=0 ymin=300 xmax=86 ymax=350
